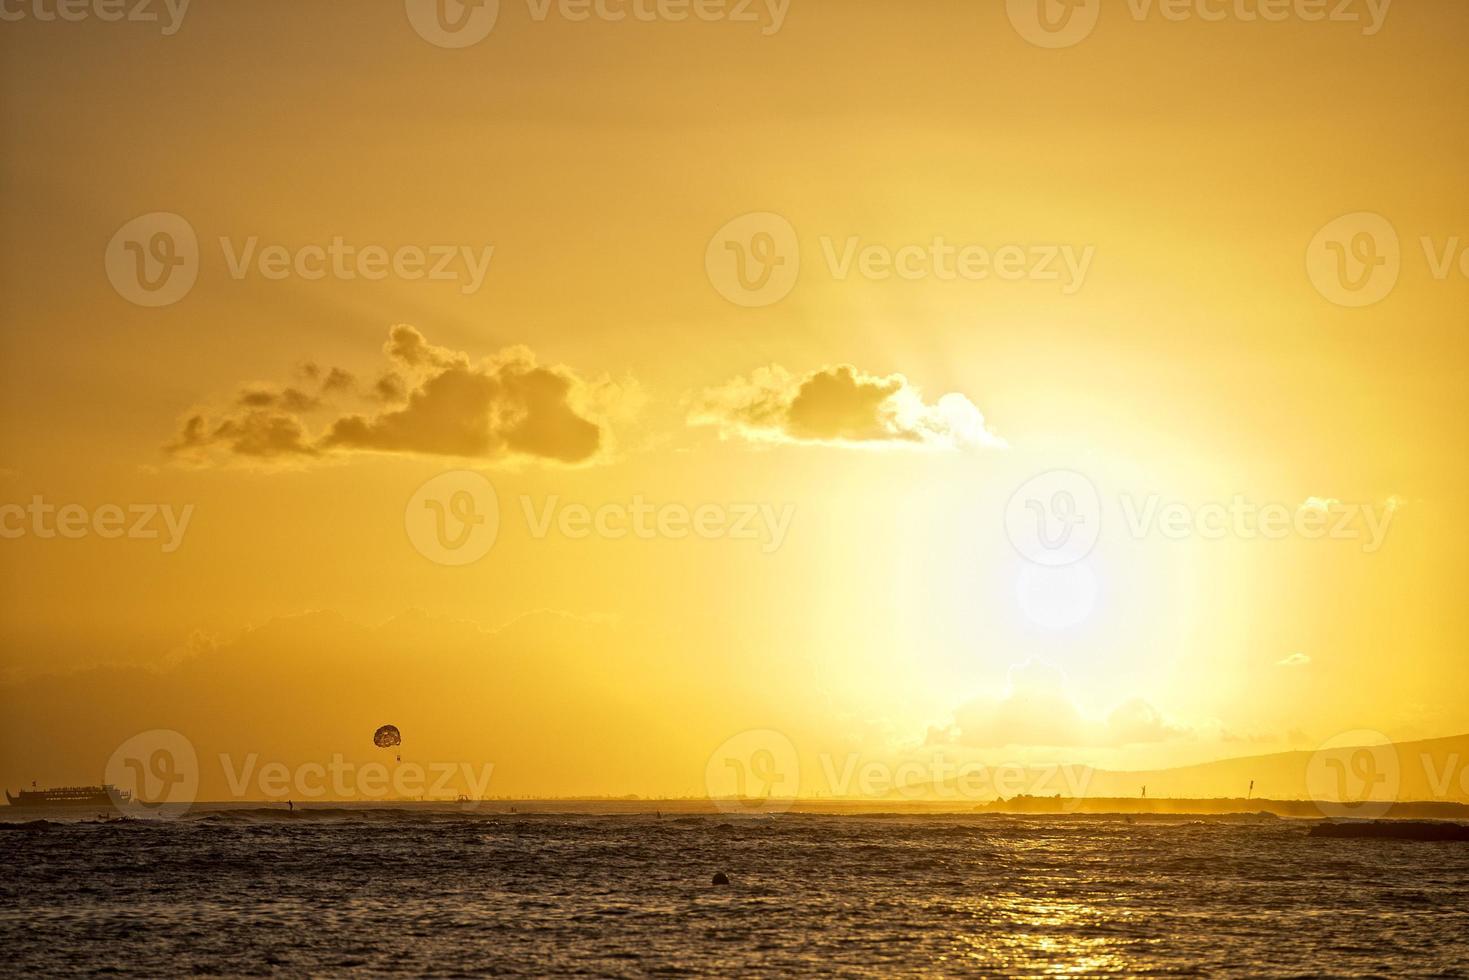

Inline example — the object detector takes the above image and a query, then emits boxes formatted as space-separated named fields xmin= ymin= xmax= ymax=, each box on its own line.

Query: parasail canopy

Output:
xmin=372 ymin=724 xmax=402 ymax=749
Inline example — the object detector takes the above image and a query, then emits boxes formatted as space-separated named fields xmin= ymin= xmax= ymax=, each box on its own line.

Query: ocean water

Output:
xmin=3 ymin=809 xmax=1467 ymax=977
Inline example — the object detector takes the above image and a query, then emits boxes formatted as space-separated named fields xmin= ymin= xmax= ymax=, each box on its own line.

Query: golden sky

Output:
xmin=1 ymin=0 xmax=1466 ymax=801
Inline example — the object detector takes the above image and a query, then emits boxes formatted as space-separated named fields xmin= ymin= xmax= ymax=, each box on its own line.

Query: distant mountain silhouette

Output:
xmin=1078 ymin=733 xmax=1469 ymax=803
xmin=848 ymin=734 xmax=1469 ymax=808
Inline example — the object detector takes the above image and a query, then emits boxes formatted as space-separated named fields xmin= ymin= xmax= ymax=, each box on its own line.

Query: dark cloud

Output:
xmin=236 ymin=387 xmax=321 ymax=413
xmin=384 ymin=323 xmax=458 ymax=370
xmin=372 ymin=373 xmax=408 ymax=404
xmin=170 ymin=410 xmax=318 ymax=460
xmin=787 ymin=366 xmax=906 ymax=442
xmin=322 ymin=355 xmax=600 ymax=463
xmin=691 ymin=364 xmax=1002 ymax=450
xmin=322 ymin=367 xmax=356 ymax=393
xmin=168 ymin=326 xmax=614 ymax=467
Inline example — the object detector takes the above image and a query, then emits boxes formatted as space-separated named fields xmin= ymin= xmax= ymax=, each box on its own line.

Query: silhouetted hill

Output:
xmin=1077 ymin=733 xmax=1469 ymax=803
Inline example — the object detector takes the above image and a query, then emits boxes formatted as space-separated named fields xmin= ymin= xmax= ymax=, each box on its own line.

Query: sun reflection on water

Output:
xmin=942 ymin=894 xmax=1141 ymax=975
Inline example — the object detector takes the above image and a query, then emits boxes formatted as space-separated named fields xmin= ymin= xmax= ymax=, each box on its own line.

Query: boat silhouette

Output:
xmin=6 ymin=784 xmax=132 ymax=807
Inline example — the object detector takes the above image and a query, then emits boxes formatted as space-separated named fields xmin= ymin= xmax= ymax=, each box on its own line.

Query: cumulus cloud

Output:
xmin=372 ymin=373 xmax=408 ymax=404
xmin=928 ymin=660 xmax=1182 ymax=749
xmin=689 ymin=364 xmax=1004 ymax=451
xmin=236 ymin=386 xmax=321 ymax=413
xmin=1276 ymin=652 xmax=1312 ymax=668
xmin=295 ymin=362 xmax=354 ymax=392
xmin=169 ymin=326 xmax=625 ymax=467
xmin=322 ymin=335 xmax=602 ymax=463
xmin=170 ymin=409 xmax=319 ymax=460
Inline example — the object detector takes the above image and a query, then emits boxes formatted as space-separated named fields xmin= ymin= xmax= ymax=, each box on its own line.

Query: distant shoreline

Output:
xmin=5 ymin=797 xmax=1467 ymax=821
